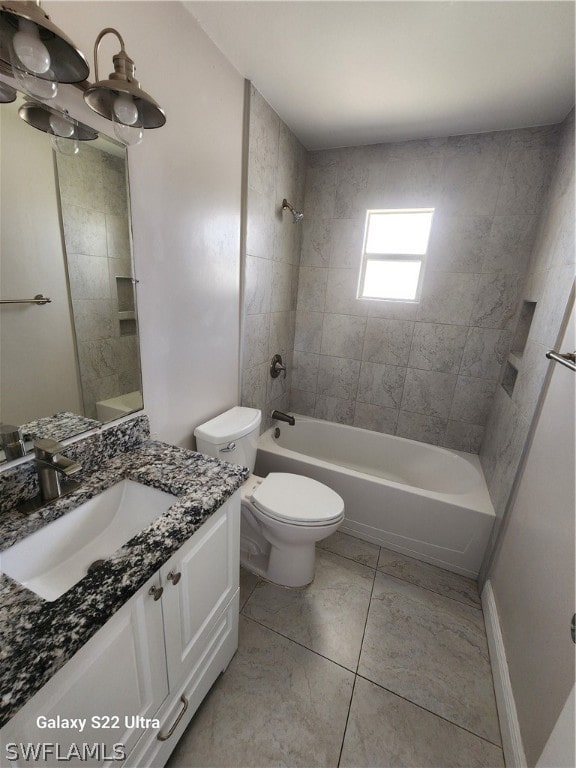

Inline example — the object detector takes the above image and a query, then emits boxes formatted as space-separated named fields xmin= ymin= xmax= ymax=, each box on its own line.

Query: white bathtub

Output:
xmin=95 ymin=391 xmax=143 ymax=422
xmin=255 ymin=416 xmax=495 ymax=578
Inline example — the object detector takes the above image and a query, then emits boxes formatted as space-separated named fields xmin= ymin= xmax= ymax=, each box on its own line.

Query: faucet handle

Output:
xmin=34 ymin=438 xmax=64 ymax=461
xmin=270 ymin=353 xmax=287 ymax=379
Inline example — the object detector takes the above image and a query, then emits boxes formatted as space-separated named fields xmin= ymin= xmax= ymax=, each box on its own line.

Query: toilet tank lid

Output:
xmin=194 ymin=406 xmax=262 ymax=444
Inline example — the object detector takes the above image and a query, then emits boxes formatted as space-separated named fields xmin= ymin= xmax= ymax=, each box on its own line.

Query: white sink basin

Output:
xmin=1 ymin=480 xmax=177 ymax=602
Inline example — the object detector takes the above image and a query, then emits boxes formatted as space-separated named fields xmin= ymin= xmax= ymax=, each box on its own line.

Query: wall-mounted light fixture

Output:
xmin=0 ymin=77 xmax=15 ymax=102
xmin=18 ymin=100 xmax=97 ymax=156
xmin=0 ymin=7 xmax=166 ymax=147
xmin=83 ymin=27 xmax=165 ymax=146
xmin=0 ymin=1 xmax=88 ymax=101
xmin=19 ymin=101 xmax=97 ymax=140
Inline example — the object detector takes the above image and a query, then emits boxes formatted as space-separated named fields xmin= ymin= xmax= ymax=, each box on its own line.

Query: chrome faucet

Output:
xmin=271 ymin=410 xmax=295 ymax=426
xmin=34 ymin=439 xmax=82 ymax=502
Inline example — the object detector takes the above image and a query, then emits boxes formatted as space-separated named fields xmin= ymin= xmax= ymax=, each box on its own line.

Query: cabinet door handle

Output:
xmin=148 ymin=585 xmax=163 ymax=601
xmin=167 ymin=570 xmax=181 ymax=585
xmin=157 ymin=695 xmax=189 ymax=741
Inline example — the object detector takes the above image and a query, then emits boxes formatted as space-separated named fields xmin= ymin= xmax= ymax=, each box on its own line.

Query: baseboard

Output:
xmin=482 ymin=579 xmax=527 ymax=767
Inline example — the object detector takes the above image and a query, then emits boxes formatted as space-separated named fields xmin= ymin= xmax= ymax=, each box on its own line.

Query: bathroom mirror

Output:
xmin=0 ymin=92 xmax=143 ymax=463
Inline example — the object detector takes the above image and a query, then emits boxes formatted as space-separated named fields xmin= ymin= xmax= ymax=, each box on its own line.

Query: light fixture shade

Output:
xmin=18 ymin=101 xmax=97 ymax=141
xmin=84 ymin=77 xmax=166 ymax=129
xmin=0 ymin=77 xmax=16 ymax=102
xmin=84 ymin=30 xmax=165 ymax=131
xmin=0 ymin=1 xmax=89 ymax=83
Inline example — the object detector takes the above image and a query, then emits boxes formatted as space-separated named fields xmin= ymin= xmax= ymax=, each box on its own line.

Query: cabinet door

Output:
xmin=160 ymin=492 xmax=240 ymax=690
xmin=1 ymin=574 xmax=169 ymax=767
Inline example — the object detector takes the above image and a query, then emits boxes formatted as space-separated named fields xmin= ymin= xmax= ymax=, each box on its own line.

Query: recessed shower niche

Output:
xmin=501 ymin=300 xmax=537 ymax=397
xmin=511 ymin=300 xmax=537 ymax=358
xmin=116 ymin=276 xmax=137 ymax=336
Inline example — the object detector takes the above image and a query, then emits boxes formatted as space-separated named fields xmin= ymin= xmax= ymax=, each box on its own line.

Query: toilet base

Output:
xmin=239 ymin=496 xmax=344 ymax=589
xmin=240 ymin=546 xmax=314 ymax=589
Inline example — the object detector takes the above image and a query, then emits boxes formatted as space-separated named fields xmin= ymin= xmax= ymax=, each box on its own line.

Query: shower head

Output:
xmin=282 ymin=198 xmax=304 ymax=224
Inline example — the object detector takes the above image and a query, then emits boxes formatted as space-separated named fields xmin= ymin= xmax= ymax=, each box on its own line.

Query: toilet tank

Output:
xmin=194 ymin=407 xmax=261 ymax=471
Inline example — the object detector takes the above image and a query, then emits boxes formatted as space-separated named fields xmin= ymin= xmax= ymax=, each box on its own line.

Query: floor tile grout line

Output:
xmin=374 ymin=567 xmax=483 ymax=611
xmin=239 ymin=578 xmax=260 ymax=611
xmin=240 ymin=612 xmax=359 ymax=677
xmin=336 ymin=676 xmax=358 ymax=768
xmin=337 ymin=556 xmax=380 ymax=768
xmin=317 ymin=544 xmax=380 ymax=572
xmin=318 ymin=544 xmax=482 ymax=611
xmin=354 ymin=672 xmax=504 ymax=751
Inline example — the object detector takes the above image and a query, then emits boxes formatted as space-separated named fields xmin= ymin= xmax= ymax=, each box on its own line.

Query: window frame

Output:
xmin=357 ymin=207 xmax=435 ymax=303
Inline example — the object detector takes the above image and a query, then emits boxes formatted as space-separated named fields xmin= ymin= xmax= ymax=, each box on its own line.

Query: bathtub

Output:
xmin=255 ymin=416 xmax=495 ymax=578
xmin=95 ymin=391 xmax=143 ymax=422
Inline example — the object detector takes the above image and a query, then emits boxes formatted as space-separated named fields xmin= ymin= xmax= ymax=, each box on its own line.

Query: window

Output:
xmin=357 ymin=208 xmax=434 ymax=302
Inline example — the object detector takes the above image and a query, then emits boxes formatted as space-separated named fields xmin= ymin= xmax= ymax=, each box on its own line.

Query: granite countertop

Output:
xmin=0 ymin=440 xmax=249 ymax=729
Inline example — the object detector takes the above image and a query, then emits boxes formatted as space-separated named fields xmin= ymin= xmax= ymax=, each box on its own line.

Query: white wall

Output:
xmin=47 ymin=1 xmax=245 ymax=448
xmin=488 ymin=295 xmax=575 ymax=766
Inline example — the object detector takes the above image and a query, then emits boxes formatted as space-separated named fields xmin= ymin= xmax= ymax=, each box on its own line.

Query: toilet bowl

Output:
xmin=194 ymin=407 xmax=344 ymax=587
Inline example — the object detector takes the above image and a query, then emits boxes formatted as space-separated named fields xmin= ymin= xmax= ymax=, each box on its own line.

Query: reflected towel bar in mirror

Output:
xmin=0 ymin=294 xmax=52 ymax=305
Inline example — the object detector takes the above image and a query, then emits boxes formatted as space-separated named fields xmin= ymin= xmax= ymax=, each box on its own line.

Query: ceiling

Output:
xmin=185 ymin=0 xmax=575 ymax=150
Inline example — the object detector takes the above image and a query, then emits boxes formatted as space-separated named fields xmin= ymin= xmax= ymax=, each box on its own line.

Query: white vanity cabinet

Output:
xmin=1 ymin=491 xmax=240 ymax=768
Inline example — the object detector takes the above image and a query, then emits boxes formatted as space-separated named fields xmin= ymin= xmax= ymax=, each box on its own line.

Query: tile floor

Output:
xmin=167 ymin=532 xmax=504 ymax=767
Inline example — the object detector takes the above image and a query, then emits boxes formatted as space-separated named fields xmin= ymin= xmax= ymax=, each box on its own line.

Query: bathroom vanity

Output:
xmin=0 ymin=417 xmax=248 ymax=767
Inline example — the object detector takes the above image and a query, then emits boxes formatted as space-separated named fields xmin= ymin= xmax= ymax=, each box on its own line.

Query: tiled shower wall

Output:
xmin=290 ymin=127 xmax=560 ymax=452
xmin=241 ymin=86 xmax=307 ymax=428
xmin=57 ymin=145 xmax=141 ymax=420
xmin=480 ymin=109 xmax=575 ymax=535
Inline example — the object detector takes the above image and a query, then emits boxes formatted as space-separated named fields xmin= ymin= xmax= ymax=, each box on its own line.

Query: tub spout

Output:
xmin=271 ymin=410 xmax=295 ymax=426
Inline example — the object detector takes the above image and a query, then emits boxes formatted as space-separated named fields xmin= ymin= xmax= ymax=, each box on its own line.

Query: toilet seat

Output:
xmin=250 ymin=472 xmax=344 ymax=527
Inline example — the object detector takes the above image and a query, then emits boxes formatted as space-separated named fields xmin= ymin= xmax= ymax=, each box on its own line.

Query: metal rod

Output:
xmin=0 ymin=294 xmax=52 ymax=306
xmin=546 ymin=350 xmax=576 ymax=372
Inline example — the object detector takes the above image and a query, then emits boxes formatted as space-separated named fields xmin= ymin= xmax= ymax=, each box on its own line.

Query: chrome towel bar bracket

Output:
xmin=546 ymin=350 xmax=576 ymax=372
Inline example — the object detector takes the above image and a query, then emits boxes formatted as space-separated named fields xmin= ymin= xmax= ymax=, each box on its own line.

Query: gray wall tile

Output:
xmin=417 ymin=272 xmax=479 ymax=325
xmin=244 ymin=313 xmax=270 ymax=370
xmin=242 ymin=87 xmax=306 ymax=423
xmin=292 ymin=350 xmax=320 ymax=393
xmin=401 ymin=369 xmax=458 ymax=419
xmin=243 ymin=89 xmax=568 ymax=461
xmin=325 ymin=268 xmax=368 ymax=316
xmin=427 ymin=214 xmax=491 ymax=273
xmin=443 ymin=421 xmax=485 ymax=453
xmin=460 ymin=328 xmax=512 ymax=381
xmin=470 ymin=274 xmax=523 ymax=329
xmin=396 ymin=411 xmax=447 ymax=446
xmin=294 ymin=311 xmax=323 ymax=353
xmin=482 ymin=215 xmax=538 ymax=274
xmin=300 ymin=219 xmax=332 ymax=266
xmin=245 ymin=255 xmax=273 ymax=315
xmin=321 ymin=314 xmax=367 ymax=359
xmin=363 ymin=318 xmax=415 ymax=366
xmin=297 ymin=266 xmax=328 ymax=311
xmin=317 ymin=356 xmax=361 ymax=400
xmin=357 ymin=362 xmax=406 ymax=409
xmin=408 ymin=323 xmax=468 ymax=373
xmin=329 ymin=219 xmax=365 ymax=268
xmin=481 ymin=110 xmax=573 ymax=530
xmin=290 ymin=388 xmax=316 ymax=416
xmin=354 ymin=402 xmax=398 ymax=433
xmin=315 ymin=395 xmax=355 ymax=425
xmin=495 ymin=146 xmax=556 ymax=215
xmin=450 ymin=377 xmax=497 ymax=425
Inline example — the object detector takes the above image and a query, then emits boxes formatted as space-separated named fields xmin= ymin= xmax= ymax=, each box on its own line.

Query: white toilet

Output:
xmin=194 ymin=407 xmax=344 ymax=587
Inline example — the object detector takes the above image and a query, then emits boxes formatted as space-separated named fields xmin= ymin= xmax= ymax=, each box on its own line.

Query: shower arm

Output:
xmin=281 ymin=199 xmax=304 ymax=222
